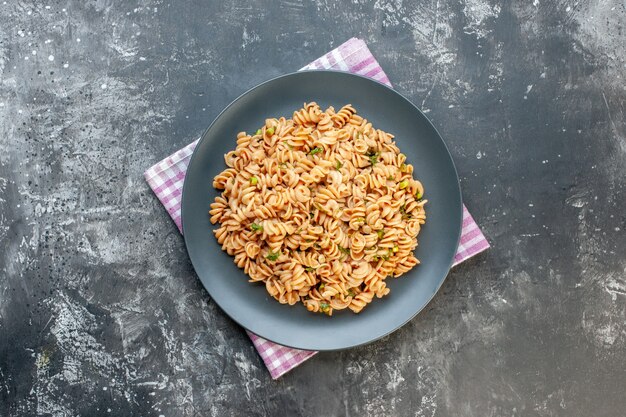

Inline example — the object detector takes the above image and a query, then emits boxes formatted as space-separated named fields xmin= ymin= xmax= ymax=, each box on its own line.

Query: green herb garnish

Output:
xmin=377 ymin=230 xmax=385 ymax=239
xmin=392 ymin=245 xmax=399 ymax=253
xmin=309 ymin=147 xmax=323 ymax=156
xmin=255 ymin=129 xmax=262 ymax=135
xmin=320 ymin=302 xmax=330 ymax=313
xmin=347 ymin=289 xmax=356 ymax=297
xmin=335 ymin=160 xmax=343 ymax=170
xmin=400 ymin=163 xmax=407 ymax=173
xmin=265 ymin=251 xmax=280 ymax=261
xmin=319 ymin=283 xmax=325 ymax=290
xmin=365 ymin=149 xmax=380 ymax=166
xmin=305 ymin=266 xmax=316 ymax=272
xmin=398 ymin=180 xmax=409 ymax=189
xmin=250 ymin=223 xmax=263 ymax=232
xmin=250 ymin=176 xmax=258 ymax=185
xmin=388 ymin=175 xmax=394 ymax=181
xmin=338 ymin=246 xmax=350 ymax=255
xmin=399 ymin=204 xmax=412 ymax=220
xmin=416 ymin=192 xmax=423 ymax=200
xmin=266 ymin=127 xmax=275 ymax=135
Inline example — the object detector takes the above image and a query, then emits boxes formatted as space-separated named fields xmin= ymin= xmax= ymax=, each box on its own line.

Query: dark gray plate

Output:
xmin=182 ymin=70 xmax=462 ymax=351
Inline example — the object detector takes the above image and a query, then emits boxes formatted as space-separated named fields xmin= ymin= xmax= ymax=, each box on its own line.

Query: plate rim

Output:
xmin=181 ymin=69 xmax=463 ymax=351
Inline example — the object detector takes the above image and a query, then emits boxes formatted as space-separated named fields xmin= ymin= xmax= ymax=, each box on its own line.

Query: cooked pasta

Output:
xmin=209 ymin=103 xmax=427 ymax=315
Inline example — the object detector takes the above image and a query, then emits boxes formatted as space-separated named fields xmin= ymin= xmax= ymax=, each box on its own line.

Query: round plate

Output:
xmin=182 ymin=70 xmax=462 ymax=351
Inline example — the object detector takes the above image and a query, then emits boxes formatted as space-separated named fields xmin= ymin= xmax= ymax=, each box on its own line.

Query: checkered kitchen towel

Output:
xmin=144 ymin=38 xmax=490 ymax=379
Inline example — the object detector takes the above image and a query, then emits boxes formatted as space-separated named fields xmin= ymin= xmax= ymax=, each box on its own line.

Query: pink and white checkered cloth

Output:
xmin=144 ymin=38 xmax=490 ymax=379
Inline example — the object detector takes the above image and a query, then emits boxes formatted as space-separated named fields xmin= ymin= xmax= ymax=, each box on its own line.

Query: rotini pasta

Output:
xmin=210 ymin=103 xmax=427 ymax=315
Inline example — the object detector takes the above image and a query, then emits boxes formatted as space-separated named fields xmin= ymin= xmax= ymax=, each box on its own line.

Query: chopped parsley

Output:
xmin=380 ymin=254 xmax=390 ymax=261
xmin=265 ymin=251 xmax=280 ymax=261
xmin=335 ymin=160 xmax=343 ymax=170
xmin=305 ymin=266 xmax=317 ymax=272
xmin=374 ymin=253 xmax=390 ymax=261
xmin=365 ymin=149 xmax=380 ymax=166
xmin=338 ymin=245 xmax=350 ymax=255
xmin=250 ymin=176 xmax=258 ymax=185
xmin=377 ymin=230 xmax=385 ymax=239
xmin=309 ymin=147 xmax=323 ymax=156
xmin=319 ymin=302 xmax=330 ymax=313
xmin=250 ymin=223 xmax=263 ymax=232
xmin=347 ymin=289 xmax=356 ymax=297
xmin=266 ymin=126 xmax=275 ymax=136
xmin=398 ymin=180 xmax=409 ymax=189
xmin=399 ymin=204 xmax=411 ymax=220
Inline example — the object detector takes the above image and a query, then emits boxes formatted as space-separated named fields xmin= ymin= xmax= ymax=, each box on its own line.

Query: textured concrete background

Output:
xmin=1 ymin=0 xmax=625 ymax=416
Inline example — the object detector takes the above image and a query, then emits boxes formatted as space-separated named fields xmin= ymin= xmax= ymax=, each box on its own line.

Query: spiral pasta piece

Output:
xmin=331 ymin=104 xmax=357 ymax=128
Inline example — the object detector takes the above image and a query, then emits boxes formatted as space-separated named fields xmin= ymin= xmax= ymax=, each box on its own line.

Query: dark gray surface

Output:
xmin=0 ymin=0 xmax=624 ymax=416
xmin=183 ymin=70 xmax=462 ymax=351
